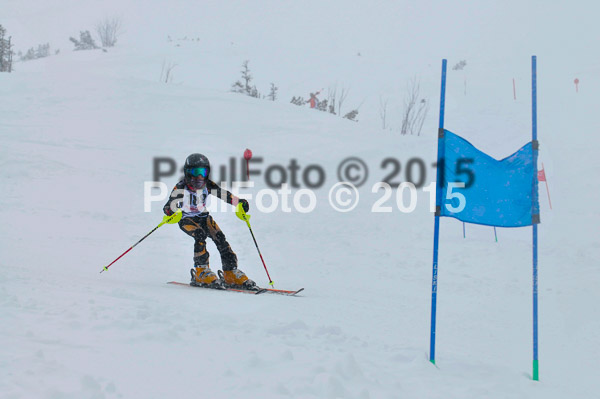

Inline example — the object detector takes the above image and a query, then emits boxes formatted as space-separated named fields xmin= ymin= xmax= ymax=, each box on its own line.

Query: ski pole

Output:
xmin=100 ymin=209 xmax=182 ymax=273
xmin=236 ymin=204 xmax=274 ymax=287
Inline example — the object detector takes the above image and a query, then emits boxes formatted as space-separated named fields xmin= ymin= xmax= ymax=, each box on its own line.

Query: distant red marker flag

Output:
xmin=574 ymin=78 xmax=579 ymax=93
xmin=537 ymin=169 xmax=546 ymax=182
xmin=538 ymin=163 xmax=552 ymax=209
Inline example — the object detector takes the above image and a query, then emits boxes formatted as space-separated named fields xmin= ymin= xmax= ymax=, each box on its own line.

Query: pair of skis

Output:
xmin=102 ymin=206 xmax=302 ymax=295
xmin=167 ymin=281 xmax=304 ymax=296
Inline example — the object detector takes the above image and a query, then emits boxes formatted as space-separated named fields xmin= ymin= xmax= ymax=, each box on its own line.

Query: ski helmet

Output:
xmin=184 ymin=153 xmax=210 ymax=188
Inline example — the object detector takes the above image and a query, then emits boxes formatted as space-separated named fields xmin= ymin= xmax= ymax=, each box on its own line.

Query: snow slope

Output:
xmin=1 ymin=1 xmax=600 ymax=398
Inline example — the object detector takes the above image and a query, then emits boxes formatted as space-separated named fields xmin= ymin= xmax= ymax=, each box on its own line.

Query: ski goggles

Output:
xmin=186 ymin=167 xmax=209 ymax=177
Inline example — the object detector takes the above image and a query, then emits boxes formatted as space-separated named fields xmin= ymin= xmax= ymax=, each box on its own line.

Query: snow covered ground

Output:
xmin=1 ymin=1 xmax=600 ymax=398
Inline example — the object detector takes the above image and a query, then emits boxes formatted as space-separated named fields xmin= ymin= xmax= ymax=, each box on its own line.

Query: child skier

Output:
xmin=163 ymin=153 xmax=255 ymax=289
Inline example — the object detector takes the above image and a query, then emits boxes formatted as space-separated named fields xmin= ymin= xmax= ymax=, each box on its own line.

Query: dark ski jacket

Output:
xmin=163 ymin=179 xmax=234 ymax=217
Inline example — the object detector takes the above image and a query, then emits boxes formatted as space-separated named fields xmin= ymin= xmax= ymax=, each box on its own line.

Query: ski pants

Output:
xmin=179 ymin=214 xmax=238 ymax=271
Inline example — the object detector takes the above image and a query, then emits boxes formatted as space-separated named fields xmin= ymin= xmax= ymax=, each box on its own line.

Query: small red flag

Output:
xmin=537 ymin=169 xmax=546 ymax=182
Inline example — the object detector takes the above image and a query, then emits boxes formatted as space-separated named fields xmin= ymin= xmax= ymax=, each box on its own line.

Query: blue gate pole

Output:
xmin=430 ymin=59 xmax=447 ymax=364
xmin=531 ymin=55 xmax=540 ymax=381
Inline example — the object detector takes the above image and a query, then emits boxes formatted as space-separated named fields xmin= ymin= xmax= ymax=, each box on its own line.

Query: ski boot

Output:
xmin=190 ymin=265 xmax=224 ymax=289
xmin=219 ymin=269 xmax=258 ymax=290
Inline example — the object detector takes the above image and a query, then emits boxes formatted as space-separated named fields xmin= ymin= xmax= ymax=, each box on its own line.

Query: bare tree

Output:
xmin=327 ymin=85 xmax=337 ymax=114
xmin=241 ymin=60 xmax=252 ymax=93
xmin=337 ymin=86 xmax=350 ymax=117
xmin=343 ymin=109 xmax=358 ymax=121
xmin=0 ymin=25 xmax=15 ymax=72
xmin=70 ymin=31 xmax=99 ymax=50
xmin=231 ymin=60 xmax=256 ymax=96
xmin=290 ymin=96 xmax=306 ymax=106
xmin=231 ymin=80 xmax=244 ymax=93
xmin=326 ymin=84 xmax=350 ymax=116
xmin=268 ymin=83 xmax=278 ymax=101
xmin=249 ymin=85 xmax=260 ymax=98
xmin=379 ymin=96 xmax=389 ymax=130
xmin=0 ymin=25 xmax=6 ymax=72
xmin=316 ymin=98 xmax=328 ymax=112
xmin=20 ymin=43 xmax=51 ymax=61
xmin=400 ymin=78 xmax=429 ymax=136
xmin=96 ymin=17 xmax=123 ymax=47
xmin=342 ymin=98 xmax=364 ymax=122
